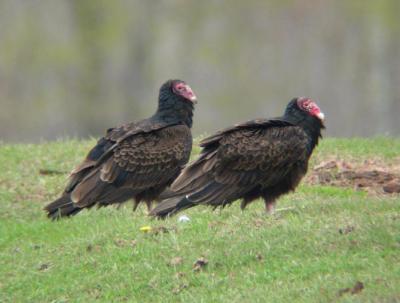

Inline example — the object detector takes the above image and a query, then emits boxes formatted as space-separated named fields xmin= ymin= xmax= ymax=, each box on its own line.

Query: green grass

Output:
xmin=0 ymin=137 xmax=399 ymax=302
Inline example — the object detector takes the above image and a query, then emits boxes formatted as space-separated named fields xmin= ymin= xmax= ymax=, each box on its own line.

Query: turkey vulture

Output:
xmin=150 ymin=97 xmax=325 ymax=218
xmin=44 ymin=79 xmax=197 ymax=219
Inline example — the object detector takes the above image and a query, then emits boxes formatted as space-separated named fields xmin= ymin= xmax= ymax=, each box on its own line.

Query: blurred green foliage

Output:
xmin=0 ymin=0 xmax=399 ymax=142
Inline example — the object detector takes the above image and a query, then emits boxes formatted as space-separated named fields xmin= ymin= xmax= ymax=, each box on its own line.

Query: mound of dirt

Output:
xmin=307 ymin=159 xmax=400 ymax=195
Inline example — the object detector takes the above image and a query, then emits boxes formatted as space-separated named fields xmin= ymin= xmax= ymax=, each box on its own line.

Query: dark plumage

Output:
xmin=150 ymin=97 xmax=325 ymax=218
xmin=45 ymin=79 xmax=197 ymax=219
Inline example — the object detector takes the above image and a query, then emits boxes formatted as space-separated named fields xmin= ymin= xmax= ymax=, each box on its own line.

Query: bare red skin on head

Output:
xmin=173 ymin=82 xmax=197 ymax=103
xmin=297 ymin=97 xmax=324 ymax=120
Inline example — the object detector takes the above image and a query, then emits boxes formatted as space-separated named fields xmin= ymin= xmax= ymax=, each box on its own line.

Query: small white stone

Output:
xmin=178 ymin=215 xmax=190 ymax=223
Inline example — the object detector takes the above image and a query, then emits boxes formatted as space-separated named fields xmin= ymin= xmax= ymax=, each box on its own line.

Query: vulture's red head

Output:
xmin=157 ymin=79 xmax=197 ymax=128
xmin=296 ymin=97 xmax=325 ymax=121
xmin=171 ymin=80 xmax=197 ymax=103
xmin=159 ymin=79 xmax=198 ymax=107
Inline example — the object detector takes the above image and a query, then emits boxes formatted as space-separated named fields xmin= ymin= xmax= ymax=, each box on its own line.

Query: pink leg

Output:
xmin=265 ymin=201 xmax=276 ymax=215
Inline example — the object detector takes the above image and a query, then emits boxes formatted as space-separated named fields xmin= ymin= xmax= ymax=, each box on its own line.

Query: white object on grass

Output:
xmin=178 ymin=215 xmax=190 ymax=223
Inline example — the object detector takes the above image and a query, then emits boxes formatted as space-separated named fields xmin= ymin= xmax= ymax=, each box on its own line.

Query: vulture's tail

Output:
xmin=149 ymin=196 xmax=195 ymax=219
xmin=44 ymin=195 xmax=82 ymax=220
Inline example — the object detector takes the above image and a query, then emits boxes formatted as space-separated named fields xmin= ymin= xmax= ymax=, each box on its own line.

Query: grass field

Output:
xmin=0 ymin=137 xmax=399 ymax=302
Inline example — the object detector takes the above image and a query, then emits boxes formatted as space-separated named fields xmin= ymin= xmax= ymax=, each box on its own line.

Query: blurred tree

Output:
xmin=0 ymin=0 xmax=399 ymax=142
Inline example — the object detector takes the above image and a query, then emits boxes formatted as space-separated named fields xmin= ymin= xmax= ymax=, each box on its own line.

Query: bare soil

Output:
xmin=307 ymin=158 xmax=400 ymax=195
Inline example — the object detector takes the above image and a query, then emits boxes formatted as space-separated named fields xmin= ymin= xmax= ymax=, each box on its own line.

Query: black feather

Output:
xmin=151 ymin=97 xmax=324 ymax=218
xmin=44 ymin=79 xmax=196 ymax=219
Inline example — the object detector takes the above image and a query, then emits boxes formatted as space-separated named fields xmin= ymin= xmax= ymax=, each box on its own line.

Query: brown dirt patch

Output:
xmin=307 ymin=158 xmax=400 ymax=195
xmin=338 ymin=281 xmax=364 ymax=297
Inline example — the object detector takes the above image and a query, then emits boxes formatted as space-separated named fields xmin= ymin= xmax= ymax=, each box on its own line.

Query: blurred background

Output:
xmin=0 ymin=0 xmax=399 ymax=142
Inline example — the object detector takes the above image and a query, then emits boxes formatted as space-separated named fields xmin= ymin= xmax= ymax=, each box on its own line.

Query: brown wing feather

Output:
xmin=199 ymin=118 xmax=292 ymax=148
xmin=167 ymin=125 xmax=309 ymax=208
xmin=71 ymin=125 xmax=192 ymax=208
xmin=168 ymin=118 xmax=293 ymax=195
xmin=64 ymin=119 xmax=173 ymax=193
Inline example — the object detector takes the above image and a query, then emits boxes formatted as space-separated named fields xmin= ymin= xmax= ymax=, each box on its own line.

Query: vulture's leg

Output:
xmin=264 ymin=200 xmax=276 ymax=215
xmin=145 ymin=201 xmax=153 ymax=212
xmin=133 ymin=200 xmax=140 ymax=211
